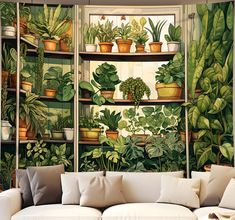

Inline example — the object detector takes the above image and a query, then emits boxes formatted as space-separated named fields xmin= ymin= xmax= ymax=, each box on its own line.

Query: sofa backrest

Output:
xmin=106 ymin=171 xmax=184 ymax=203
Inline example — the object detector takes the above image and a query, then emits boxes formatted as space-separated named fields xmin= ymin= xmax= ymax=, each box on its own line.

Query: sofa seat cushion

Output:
xmin=194 ymin=206 xmax=235 ymax=220
xmin=102 ymin=203 xmax=197 ymax=220
xmin=11 ymin=204 xmax=102 ymax=220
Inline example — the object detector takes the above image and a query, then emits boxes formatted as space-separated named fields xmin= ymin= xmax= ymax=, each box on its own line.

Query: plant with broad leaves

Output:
xmin=79 ymin=107 xmax=101 ymax=129
xmin=164 ymin=23 xmax=182 ymax=42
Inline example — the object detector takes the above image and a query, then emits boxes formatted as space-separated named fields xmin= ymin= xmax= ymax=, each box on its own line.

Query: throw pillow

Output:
xmin=79 ymin=175 xmax=126 ymax=208
xmin=61 ymin=171 xmax=103 ymax=205
xmin=157 ymin=175 xmax=200 ymax=208
xmin=203 ymin=165 xmax=235 ymax=206
xmin=16 ymin=169 xmax=33 ymax=208
xmin=27 ymin=164 xmax=64 ymax=205
xmin=219 ymin=178 xmax=235 ymax=209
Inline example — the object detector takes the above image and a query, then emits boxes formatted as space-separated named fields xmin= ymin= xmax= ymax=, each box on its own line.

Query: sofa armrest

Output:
xmin=0 ymin=188 xmax=22 ymax=220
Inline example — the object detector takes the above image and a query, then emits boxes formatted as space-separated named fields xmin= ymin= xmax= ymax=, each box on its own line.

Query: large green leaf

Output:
xmin=79 ymin=81 xmax=95 ymax=93
xmin=214 ymin=46 xmax=226 ymax=66
xmin=226 ymin=2 xmax=233 ymax=30
xmin=212 ymin=9 xmax=225 ymax=41
xmin=208 ymin=98 xmax=227 ymax=114
xmin=188 ymin=41 xmax=197 ymax=94
xmin=188 ymin=106 xmax=200 ymax=128
xmin=219 ymin=143 xmax=234 ymax=161
xmin=197 ymin=95 xmax=211 ymax=113
xmin=197 ymin=4 xmax=208 ymax=20
xmin=146 ymin=143 xmax=163 ymax=158
xmin=197 ymin=116 xmax=210 ymax=129
xmin=92 ymin=94 xmax=105 ymax=106
xmin=211 ymin=120 xmax=223 ymax=131
xmin=197 ymin=145 xmax=212 ymax=169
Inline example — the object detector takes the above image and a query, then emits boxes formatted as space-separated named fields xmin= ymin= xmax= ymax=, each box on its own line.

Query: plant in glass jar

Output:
xmin=97 ymin=20 xmax=118 ymax=52
xmin=131 ymin=17 xmax=149 ymax=52
xmin=119 ymin=77 xmax=151 ymax=107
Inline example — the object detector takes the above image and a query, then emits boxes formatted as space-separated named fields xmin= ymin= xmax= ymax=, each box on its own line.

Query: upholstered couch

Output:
xmin=0 ymin=170 xmax=235 ymax=220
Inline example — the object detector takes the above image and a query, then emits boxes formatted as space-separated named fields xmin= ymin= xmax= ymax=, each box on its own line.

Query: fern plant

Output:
xmin=145 ymin=18 xmax=166 ymax=42
xmin=98 ymin=108 xmax=122 ymax=131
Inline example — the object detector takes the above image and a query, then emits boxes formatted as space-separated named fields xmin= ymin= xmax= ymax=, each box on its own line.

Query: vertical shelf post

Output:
xmin=233 ymin=5 xmax=235 ymax=167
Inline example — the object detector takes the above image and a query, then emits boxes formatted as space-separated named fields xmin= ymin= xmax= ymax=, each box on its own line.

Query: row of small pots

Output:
xmin=85 ymin=40 xmax=180 ymax=53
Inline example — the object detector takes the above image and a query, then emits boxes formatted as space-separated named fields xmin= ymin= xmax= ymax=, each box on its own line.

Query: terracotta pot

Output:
xmin=156 ymin=82 xmax=182 ymax=100
xmin=98 ymin=42 xmax=114 ymax=53
xmin=44 ymin=89 xmax=56 ymax=97
xmin=2 ymin=71 xmax=9 ymax=86
xmin=19 ymin=118 xmax=27 ymax=128
xmin=149 ymin=42 xmax=163 ymax=52
xmin=21 ymin=81 xmax=32 ymax=92
xmin=19 ymin=128 xmax=27 ymax=139
xmin=135 ymin=44 xmax=145 ymax=53
xmin=79 ymin=128 xmax=101 ymax=141
xmin=132 ymin=134 xmax=149 ymax=142
xmin=59 ymin=39 xmax=70 ymax=52
xmin=188 ymin=89 xmax=202 ymax=99
xmin=43 ymin=39 xmax=58 ymax=51
xmin=116 ymin=39 xmax=133 ymax=53
xmin=27 ymin=130 xmax=37 ymax=139
xmin=127 ymin=93 xmax=133 ymax=100
xmin=106 ymin=130 xmax=119 ymax=140
xmin=62 ymin=20 xmax=73 ymax=37
xmin=180 ymin=131 xmax=191 ymax=144
xmin=191 ymin=131 xmax=199 ymax=141
xmin=10 ymin=74 xmax=17 ymax=88
xmin=167 ymin=41 xmax=180 ymax=52
xmin=101 ymin=90 xmax=114 ymax=99
xmin=81 ymin=89 xmax=91 ymax=98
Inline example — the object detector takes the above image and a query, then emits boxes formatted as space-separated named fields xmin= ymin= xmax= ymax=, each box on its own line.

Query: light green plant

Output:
xmin=131 ymin=17 xmax=149 ymax=45
xmin=97 ymin=20 xmax=118 ymax=42
xmin=117 ymin=23 xmax=132 ymax=40
xmin=145 ymin=18 xmax=166 ymax=42
xmin=83 ymin=23 xmax=98 ymax=44
xmin=79 ymin=107 xmax=100 ymax=129
xmin=164 ymin=23 xmax=182 ymax=42
xmin=0 ymin=2 xmax=16 ymax=26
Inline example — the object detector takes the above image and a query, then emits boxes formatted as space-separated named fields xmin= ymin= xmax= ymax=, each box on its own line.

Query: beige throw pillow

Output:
xmin=157 ymin=175 xmax=200 ymax=208
xmin=79 ymin=175 xmax=126 ymax=208
xmin=203 ymin=165 xmax=235 ymax=206
xmin=219 ymin=178 xmax=235 ymax=209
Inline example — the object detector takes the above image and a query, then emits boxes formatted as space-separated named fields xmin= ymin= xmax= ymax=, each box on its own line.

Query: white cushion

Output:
xmin=219 ymin=178 xmax=235 ymax=209
xmin=11 ymin=204 xmax=102 ymax=220
xmin=106 ymin=171 xmax=184 ymax=202
xmin=194 ymin=207 xmax=235 ymax=220
xmin=102 ymin=203 xmax=197 ymax=220
xmin=61 ymin=171 xmax=103 ymax=205
xmin=191 ymin=171 xmax=210 ymax=205
xmin=157 ymin=176 xmax=200 ymax=208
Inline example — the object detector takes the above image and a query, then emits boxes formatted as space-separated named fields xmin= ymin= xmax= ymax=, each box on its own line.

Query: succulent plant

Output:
xmin=119 ymin=77 xmax=151 ymax=106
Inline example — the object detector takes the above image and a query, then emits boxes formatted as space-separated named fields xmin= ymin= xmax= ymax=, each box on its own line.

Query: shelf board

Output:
xmin=20 ymin=139 xmax=74 ymax=144
xmin=27 ymin=48 xmax=74 ymax=58
xmin=1 ymin=140 xmax=16 ymax=145
xmin=79 ymin=98 xmax=185 ymax=105
xmin=79 ymin=51 xmax=176 ymax=62
xmin=79 ymin=140 xmax=145 ymax=146
xmin=2 ymin=36 xmax=16 ymax=40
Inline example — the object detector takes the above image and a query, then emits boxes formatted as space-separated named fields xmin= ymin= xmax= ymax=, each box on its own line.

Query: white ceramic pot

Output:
xmin=64 ymin=128 xmax=74 ymax=141
xmin=167 ymin=41 xmax=180 ymax=52
xmin=85 ymin=44 xmax=97 ymax=52
xmin=1 ymin=120 xmax=12 ymax=141
xmin=2 ymin=26 xmax=16 ymax=37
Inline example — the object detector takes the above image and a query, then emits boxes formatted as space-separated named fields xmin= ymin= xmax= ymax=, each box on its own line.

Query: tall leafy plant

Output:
xmin=186 ymin=2 xmax=234 ymax=169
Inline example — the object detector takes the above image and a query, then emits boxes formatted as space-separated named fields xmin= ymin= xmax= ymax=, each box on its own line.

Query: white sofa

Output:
xmin=0 ymin=171 xmax=235 ymax=220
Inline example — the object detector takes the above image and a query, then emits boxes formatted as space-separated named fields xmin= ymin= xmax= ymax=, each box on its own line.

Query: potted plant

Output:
xmin=178 ymin=117 xmax=191 ymax=144
xmin=63 ymin=116 xmax=74 ymax=141
xmin=145 ymin=18 xmax=166 ymax=52
xmin=91 ymin=62 xmax=121 ymax=99
xmin=97 ymin=20 xmax=118 ymax=52
xmin=51 ymin=114 xmax=65 ymax=140
xmin=44 ymin=80 xmax=58 ymax=97
xmin=0 ymin=3 xmax=16 ymax=37
xmin=118 ymin=107 xmax=149 ymax=142
xmin=116 ymin=23 xmax=133 ymax=53
xmin=119 ymin=77 xmax=151 ymax=106
xmin=83 ymin=23 xmax=98 ymax=52
xmin=43 ymin=66 xmax=75 ymax=101
xmin=2 ymin=43 xmax=13 ymax=86
xmin=98 ymin=108 xmax=121 ymax=140
xmin=59 ymin=34 xmax=72 ymax=52
xmin=131 ymin=17 xmax=149 ymax=53
xmin=20 ymin=65 xmax=33 ymax=92
xmin=1 ymin=81 xmax=12 ymax=141
xmin=6 ymin=92 xmax=47 ymax=140
xmin=79 ymin=108 xmax=101 ymax=141
xmin=28 ymin=4 xmax=70 ymax=51
xmin=164 ymin=23 xmax=182 ymax=52
xmin=155 ymin=52 xmax=184 ymax=99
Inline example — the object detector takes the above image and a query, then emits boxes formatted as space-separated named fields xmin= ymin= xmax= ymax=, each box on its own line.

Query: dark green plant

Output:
xmin=164 ymin=23 xmax=182 ymax=42
xmin=118 ymin=107 xmax=148 ymax=135
xmin=131 ymin=17 xmax=149 ymax=45
xmin=61 ymin=35 xmax=73 ymax=50
xmin=155 ymin=52 xmax=185 ymax=87
xmin=0 ymin=3 xmax=16 ymax=26
xmin=98 ymin=108 xmax=121 ymax=131
xmin=185 ymin=3 xmax=234 ymax=169
xmin=0 ymin=152 xmax=16 ymax=190
xmin=145 ymin=18 xmax=166 ymax=42
xmin=63 ymin=115 xmax=73 ymax=128
xmin=45 ymin=80 xmax=58 ymax=90
xmin=35 ymin=46 xmax=44 ymax=95
xmin=44 ymin=66 xmax=75 ymax=101
xmin=91 ymin=62 xmax=121 ymax=91
xmin=1 ymin=80 xmax=8 ymax=121
xmin=52 ymin=114 xmax=65 ymax=131
xmin=20 ymin=64 xmax=33 ymax=83
xmin=83 ymin=23 xmax=98 ymax=44
xmin=145 ymin=133 xmax=186 ymax=171
xmin=97 ymin=20 xmax=118 ymax=42
xmin=142 ymin=104 xmax=182 ymax=135
xmin=117 ymin=23 xmax=132 ymax=40
xmin=79 ymin=107 xmax=100 ymax=129
xmin=119 ymin=77 xmax=151 ymax=106
xmin=2 ymin=43 xmax=13 ymax=72
xmin=28 ymin=4 xmax=70 ymax=40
